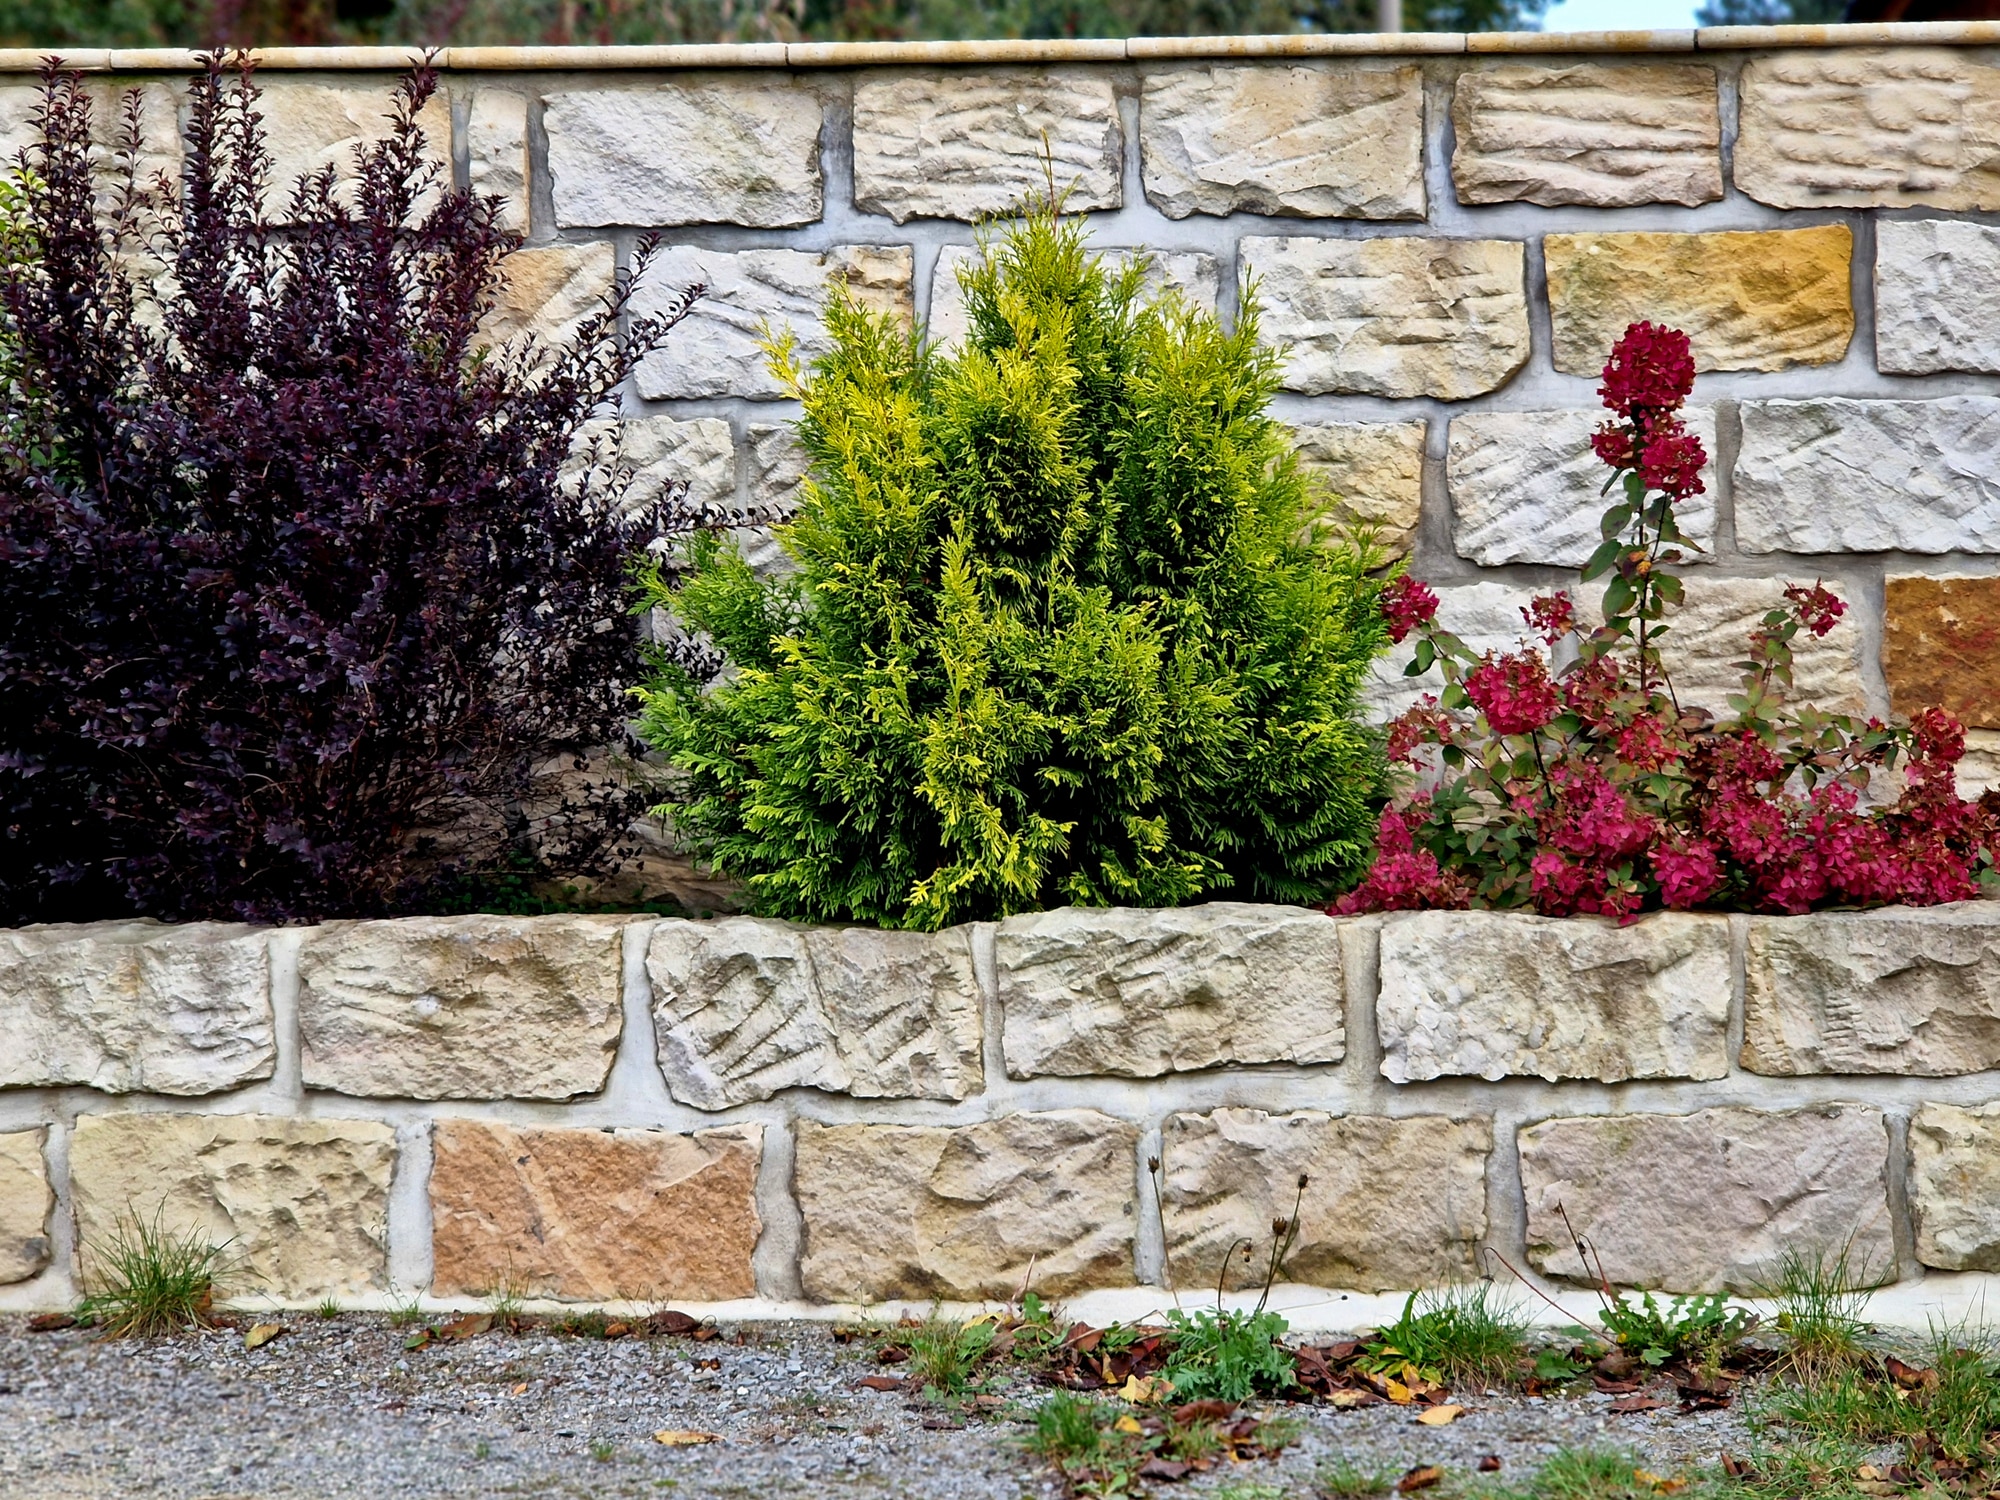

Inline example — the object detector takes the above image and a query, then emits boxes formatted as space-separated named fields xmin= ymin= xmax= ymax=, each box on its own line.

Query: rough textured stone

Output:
xmin=430 ymin=1119 xmax=760 ymax=1302
xmin=1884 ymin=575 xmax=2000 ymax=729
xmin=298 ymin=916 xmax=625 ymax=1101
xmin=1242 ymin=236 xmax=1530 ymax=400
xmin=1734 ymin=397 xmax=2000 ymax=555
xmin=925 ymin=244 xmax=1217 ymax=350
xmin=1140 ymin=64 xmax=1423 ymax=221
xmin=1292 ymin=421 xmax=1425 ymax=560
xmin=545 ymin=79 xmax=822 ymax=229
xmin=633 ymin=246 xmax=914 ymax=400
xmin=995 ymin=903 xmax=1344 ymax=1079
xmin=258 ymin=83 xmax=451 ymax=212
xmin=1876 ymin=219 xmax=2000 ymax=376
xmin=0 ymin=1129 xmax=51 ymax=1285
xmin=1378 ymin=910 xmax=1731 ymax=1085
xmin=621 ymin=416 xmax=735 ymax=515
xmin=0 ymin=81 xmax=180 ymax=205
xmin=1736 ymin=49 xmax=2000 ymax=211
xmin=466 ymin=89 xmax=529 ymax=233
xmin=479 ymin=242 xmax=615 ymax=349
xmin=1451 ymin=65 xmax=1721 ymax=207
xmin=1959 ymin=730 xmax=2000 ymax=798
xmin=1545 ymin=227 xmax=1853 ymax=375
xmin=1363 ymin=580 xmax=1541 ymax=721
xmin=852 ymin=70 xmax=1120 ymax=224
xmin=1910 ymin=1103 xmax=2000 ymax=1272
xmin=0 ymin=922 xmax=272 ymax=1096
xmin=69 ymin=1113 xmax=395 ymax=1300
xmin=1521 ymin=1105 xmax=1893 ymax=1294
xmin=1743 ymin=906 xmax=2000 ymax=1077
xmin=795 ymin=1112 xmax=1138 ymax=1302
xmin=1161 ymin=1110 xmax=1490 ymax=1293
xmin=1449 ymin=406 xmax=1718 ymax=567
xmin=747 ymin=423 xmax=810 ymax=511
xmin=647 ymin=918 xmax=982 ymax=1109
xmin=1658 ymin=576 xmax=1866 ymax=715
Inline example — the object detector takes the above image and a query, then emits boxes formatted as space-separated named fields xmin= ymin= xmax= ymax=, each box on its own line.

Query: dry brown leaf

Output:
xmin=1395 ymin=1464 xmax=1443 ymax=1494
xmin=653 ymin=1430 xmax=720 ymax=1446
xmin=1327 ymin=1389 xmax=1375 ymax=1409
xmin=26 ymin=1313 xmax=75 ymax=1333
xmin=438 ymin=1313 xmax=493 ymax=1342
xmin=510 ymin=1382 xmax=529 ymax=1396
xmin=243 ymin=1323 xmax=284 ymax=1351
xmin=1415 ymin=1404 xmax=1464 ymax=1426
xmin=1633 ymin=1470 xmax=1686 ymax=1494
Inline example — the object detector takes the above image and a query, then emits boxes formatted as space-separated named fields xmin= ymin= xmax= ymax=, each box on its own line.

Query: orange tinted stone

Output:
xmin=1883 ymin=576 xmax=2000 ymax=730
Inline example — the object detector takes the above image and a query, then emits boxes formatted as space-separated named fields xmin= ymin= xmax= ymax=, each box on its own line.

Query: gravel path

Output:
xmin=0 ymin=1314 xmax=1758 ymax=1498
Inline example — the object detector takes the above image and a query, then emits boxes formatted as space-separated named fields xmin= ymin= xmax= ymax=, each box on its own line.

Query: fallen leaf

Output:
xmin=1327 ymin=1389 xmax=1378 ymax=1409
xmin=1633 ymin=1470 xmax=1686 ymax=1494
xmin=1064 ymin=1324 xmax=1104 ymax=1355
xmin=653 ymin=1430 xmax=720 ymax=1446
xmin=243 ymin=1323 xmax=284 ymax=1351
xmin=1382 ymin=1377 xmax=1413 ymax=1405
xmin=1415 ymin=1403 xmax=1464 ymax=1426
xmin=510 ymin=1382 xmax=529 ymax=1396
xmin=1609 ymin=1395 xmax=1668 ymax=1414
xmin=1886 ymin=1356 xmax=1937 ymax=1391
xmin=438 ymin=1313 xmax=493 ymax=1342
xmin=26 ymin=1313 xmax=75 ymax=1333
xmin=1856 ymin=1465 xmax=1885 ymax=1481
xmin=1118 ymin=1373 xmax=1173 ymax=1405
xmin=602 ymin=1321 xmax=630 ymax=1339
xmin=694 ymin=1357 xmax=721 ymax=1371
xmin=1138 ymin=1458 xmax=1192 ymax=1480
xmin=855 ymin=1375 xmax=904 ymax=1392
xmin=403 ymin=1329 xmax=432 ymax=1351
xmin=1173 ymin=1399 xmax=1238 ymax=1424
xmin=1719 ymin=1454 xmax=1756 ymax=1481
xmin=876 ymin=1345 xmax=911 ymax=1365
xmin=1477 ymin=1455 xmax=1502 ymax=1473
xmin=650 ymin=1309 xmax=702 ymax=1337
xmin=1395 ymin=1464 xmax=1443 ymax=1494
xmin=1112 ymin=1414 xmax=1144 ymax=1435
xmin=920 ymin=1415 xmax=963 ymax=1431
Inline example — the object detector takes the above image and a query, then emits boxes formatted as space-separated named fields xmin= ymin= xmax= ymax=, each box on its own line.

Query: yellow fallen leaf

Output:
xmin=1117 ymin=1373 xmax=1174 ymax=1405
xmin=653 ymin=1430 xmax=720 ymax=1447
xmin=1416 ymin=1403 xmax=1464 ymax=1426
xmin=511 ymin=1382 xmax=529 ymax=1396
xmin=1856 ymin=1466 xmax=1885 ymax=1481
xmin=1383 ymin=1378 xmax=1413 ymax=1405
xmin=1633 ymin=1470 xmax=1686 ymax=1494
xmin=1112 ymin=1414 xmax=1143 ymax=1435
xmin=243 ymin=1323 xmax=284 ymax=1351
xmin=1328 ymin=1390 xmax=1373 ymax=1409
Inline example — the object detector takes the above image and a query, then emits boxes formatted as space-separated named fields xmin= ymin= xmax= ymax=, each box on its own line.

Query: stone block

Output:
xmin=69 ymin=1113 xmax=395 ymax=1300
xmin=466 ymin=89 xmax=529 ymax=234
xmin=257 ymin=83 xmax=452 ymax=213
xmin=926 ymin=244 xmax=1217 ymax=351
xmin=795 ymin=1111 xmax=1138 ymax=1302
xmin=995 ymin=903 xmax=1344 ymax=1079
xmin=633 ymin=245 xmax=914 ymax=401
xmin=621 ymin=416 xmax=736 ymax=515
xmin=1736 ymin=49 xmax=2000 ymax=210
xmin=1294 ymin=421 xmax=1425 ymax=561
xmin=1161 ymin=1109 xmax=1490 ymax=1294
xmin=0 ymin=80 xmax=181 ymax=209
xmin=1910 ymin=1103 xmax=2000 ymax=1272
xmin=1958 ymin=731 xmax=2000 ymax=798
xmin=647 ymin=918 xmax=982 ymax=1109
xmin=1139 ymin=63 xmax=1423 ymax=220
xmin=1884 ymin=575 xmax=2000 ymax=730
xmin=1378 ymin=910 xmax=1730 ymax=1085
xmin=479 ymin=242 xmax=615 ymax=350
xmin=1735 ymin=397 xmax=2000 ymax=554
xmin=1520 ymin=1105 xmax=1892 ymax=1294
xmin=0 ymin=921 xmax=272 ymax=1096
xmin=1743 ymin=906 xmax=2000 ymax=1077
xmin=747 ymin=422 xmax=810 ymax=511
xmin=1451 ymin=64 xmax=1721 ymax=207
xmin=1876 ymin=219 xmax=2000 ymax=375
xmin=545 ymin=78 xmax=822 ymax=229
xmin=0 ymin=1129 xmax=51 ymax=1285
xmin=1544 ymin=227 xmax=1853 ymax=375
xmin=298 ymin=915 xmax=625 ymax=1101
xmin=1448 ymin=406 xmax=1718 ymax=567
xmin=1657 ymin=576 xmax=1866 ymax=716
xmin=1242 ymin=236 xmax=1529 ymax=400
xmin=429 ymin=1119 xmax=760 ymax=1302
xmin=852 ymin=70 xmax=1120 ymax=224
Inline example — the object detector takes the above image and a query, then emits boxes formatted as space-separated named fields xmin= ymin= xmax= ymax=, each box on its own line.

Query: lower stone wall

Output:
xmin=5 ymin=902 xmax=2000 ymax=1321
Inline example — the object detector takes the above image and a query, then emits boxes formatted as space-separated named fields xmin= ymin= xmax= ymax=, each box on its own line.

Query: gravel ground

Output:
xmin=0 ymin=1314 xmax=1758 ymax=1498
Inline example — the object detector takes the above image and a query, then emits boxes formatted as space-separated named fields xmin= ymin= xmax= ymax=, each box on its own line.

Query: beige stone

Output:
xmin=621 ymin=416 xmax=736 ymax=515
xmin=647 ymin=918 xmax=982 ymax=1109
xmin=926 ymin=244 xmax=1218 ymax=351
xmin=0 ymin=81 xmax=181 ymax=209
xmin=1876 ymin=219 xmax=2000 ymax=375
xmin=1293 ymin=421 xmax=1425 ymax=560
xmin=1378 ymin=910 xmax=1731 ymax=1085
xmin=795 ymin=1111 xmax=1138 ymax=1302
xmin=480 ymin=242 xmax=616 ymax=350
xmin=466 ymin=89 xmax=530 ymax=234
xmin=429 ymin=1119 xmax=760 ymax=1302
xmin=1958 ymin=730 xmax=2000 ymax=798
xmin=1736 ymin=49 xmax=2000 ymax=211
xmin=0 ymin=921 xmax=272 ymax=1096
xmin=1545 ymin=227 xmax=1854 ymax=375
xmin=544 ymin=78 xmax=823 ymax=229
xmin=298 ymin=915 xmax=626 ymax=1101
xmin=995 ymin=903 xmax=1343 ymax=1079
xmin=257 ymin=82 xmax=452 ymax=213
xmin=1242 ymin=236 xmax=1530 ymax=400
xmin=0 ymin=1129 xmax=51 ymax=1284
xmin=1520 ymin=1105 xmax=1893 ymax=1293
xmin=1140 ymin=64 xmax=1424 ymax=220
xmin=1743 ymin=906 xmax=2000 ymax=1077
xmin=1659 ymin=576 xmax=1867 ymax=716
xmin=747 ymin=423 xmax=810 ymax=512
xmin=1161 ymin=1110 xmax=1490 ymax=1294
xmin=1910 ymin=1103 xmax=2000 ymax=1271
xmin=70 ymin=1113 xmax=396 ymax=1301
xmin=1451 ymin=65 xmax=1721 ymax=207
xmin=852 ymin=70 xmax=1120 ymax=224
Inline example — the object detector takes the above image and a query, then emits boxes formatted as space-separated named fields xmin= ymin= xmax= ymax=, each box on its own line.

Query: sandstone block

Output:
xmin=1885 ymin=576 xmax=2000 ymax=729
xmin=1743 ymin=906 xmax=2000 ymax=1077
xmin=0 ymin=922 xmax=272 ymax=1095
xmin=1449 ymin=406 xmax=1718 ymax=567
xmin=70 ymin=1113 xmax=395 ymax=1300
xmin=0 ymin=81 xmax=180 ymax=208
xmin=545 ymin=79 xmax=822 ymax=229
xmin=1657 ymin=576 xmax=1866 ymax=716
xmin=647 ymin=919 xmax=982 ymax=1109
xmin=1736 ymin=49 xmax=2000 ymax=210
xmin=1242 ymin=236 xmax=1529 ymax=400
xmin=1958 ymin=731 xmax=2000 ymax=798
xmin=926 ymin=244 xmax=1216 ymax=351
xmin=1363 ymin=580 xmax=1543 ymax=722
xmin=621 ymin=416 xmax=736 ymax=515
xmin=633 ymin=246 xmax=914 ymax=401
xmin=480 ymin=242 xmax=616 ymax=350
xmin=257 ymin=83 xmax=451 ymax=213
xmin=747 ymin=422 xmax=810 ymax=511
xmin=1544 ymin=227 xmax=1853 ymax=375
xmin=1910 ymin=1103 xmax=2000 ymax=1271
xmin=0 ymin=1129 xmax=51 ymax=1284
xmin=1876 ymin=219 xmax=2000 ymax=376
xmin=1520 ymin=1105 xmax=1892 ymax=1293
xmin=795 ymin=1111 xmax=1138 ymax=1302
xmin=466 ymin=89 xmax=529 ymax=234
xmin=430 ymin=1119 xmax=759 ymax=1302
xmin=1293 ymin=421 xmax=1426 ymax=561
xmin=852 ymin=70 xmax=1119 ymax=224
xmin=1140 ymin=64 xmax=1423 ymax=221
xmin=995 ymin=903 xmax=1344 ymax=1079
xmin=1161 ymin=1109 xmax=1489 ymax=1293
xmin=298 ymin=915 xmax=625 ymax=1100
xmin=1735 ymin=397 xmax=2000 ymax=554
xmin=1451 ymin=64 xmax=1720 ymax=208
xmin=1378 ymin=910 xmax=1730 ymax=1084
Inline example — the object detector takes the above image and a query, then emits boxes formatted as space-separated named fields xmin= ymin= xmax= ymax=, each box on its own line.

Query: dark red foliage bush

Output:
xmin=0 ymin=57 xmax=705 ymax=923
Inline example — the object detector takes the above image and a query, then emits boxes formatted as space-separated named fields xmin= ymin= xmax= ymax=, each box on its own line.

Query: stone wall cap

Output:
xmin=1469 ymin=29 xmax=1696 ymax=53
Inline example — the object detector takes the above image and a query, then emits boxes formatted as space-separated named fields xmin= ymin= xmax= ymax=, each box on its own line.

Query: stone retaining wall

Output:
xmin=8 ymin=901 xmax=2000 ymax=1315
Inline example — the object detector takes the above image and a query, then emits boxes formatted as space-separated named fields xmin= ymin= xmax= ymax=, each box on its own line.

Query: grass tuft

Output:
xmin=315 ymin=1295 xmax=341 ymax=1320
xmin=906 ymin=1310 xmax=996 ymax=1400
xmin=1360 ymin=1282 xmax=1530 ymax=1387
xmin=76 ymin=1210 xmax=229 ymax=1338
xmin=1316 ymin=1458 xmax=1402 ymax=1498
xmin=1766 ymin=1242 xmax=1878 ymax=1387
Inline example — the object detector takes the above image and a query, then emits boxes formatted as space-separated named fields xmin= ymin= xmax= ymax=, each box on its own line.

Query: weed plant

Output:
xmin=1163 ymin=1306 xmax=1296 ymax=1402
xmin=907 ymin=1311 xmax=997 ymax=1401
xmin=1766 ymin=1243 xmax=1878 ymax=1387
xmin=1486 ymin=1448 xmax=1677 ymax=1500
xmin=315 ymin=1296 xmax=340 ymax=1320
xmin=1315 ymin=1459 xmax=1401 ymax=1499
xmin=1359 ymin=1282 xmax=1530 ymax=1387
xmin=76 ymin=1211 xmax=229 ymax=1337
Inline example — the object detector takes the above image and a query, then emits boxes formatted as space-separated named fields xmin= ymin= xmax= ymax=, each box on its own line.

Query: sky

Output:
xmin=1538 ymin=0 xmax=1702 ymax=27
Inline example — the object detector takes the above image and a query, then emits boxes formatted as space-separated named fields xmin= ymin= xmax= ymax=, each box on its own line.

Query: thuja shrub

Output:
xmin=0 ymin=59 xmax=703 ymax=924
xmin=1340 ymin=321 xmax=2000 ymax=919
xmin=636 ymin=201 xmax=1391 ymax=929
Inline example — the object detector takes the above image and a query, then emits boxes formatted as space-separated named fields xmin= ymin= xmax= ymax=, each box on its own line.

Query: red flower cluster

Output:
xmin=1523 ymin=592 xmax=1576 ymax=647
xmin=1379 ymin=575 xmax=1439 ymax=645
xmin=1784 ymin=582 xmax=1847 ymax=639
xmin=1465 ymin=651 xmax=1559 ymax=737
xmin=1598 ymin=321 xmax=1696 ymax=419
xmin=1332 ymin=804 xmax=1469 ymax=914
